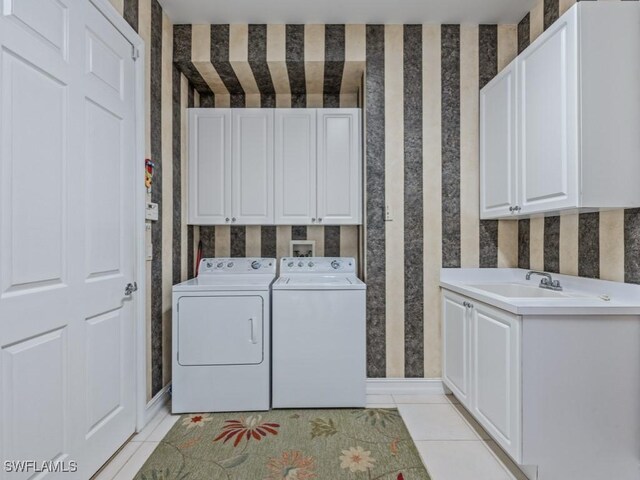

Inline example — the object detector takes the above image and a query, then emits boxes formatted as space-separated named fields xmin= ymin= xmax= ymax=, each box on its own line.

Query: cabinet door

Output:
xmin=274 ymin=109 xmax=316 ymax=224
xmin=317 ymin=109 xmax=362 ymax=225
xmin=442 ymin=291 xmax=470 ymax=406
xmin=480 ymin=61 xmax=517 ymax=219
xmin=518 ymin=9 xmax=579 ymax=214
xmin=471 ymin=302 xmax=522 ymax=462
xmin=188 ymin=109 xmax=231 ymax=224
xmin=232 ymin=109 xmax=274 ymax=224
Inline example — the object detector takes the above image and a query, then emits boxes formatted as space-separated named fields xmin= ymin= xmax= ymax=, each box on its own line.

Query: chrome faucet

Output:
xmin=526 ymin=271 xmax=563 ymax=291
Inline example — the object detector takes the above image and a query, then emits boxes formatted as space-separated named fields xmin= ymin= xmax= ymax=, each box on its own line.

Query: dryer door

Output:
xmin=177 ymin=295 xmax=263 ymax=366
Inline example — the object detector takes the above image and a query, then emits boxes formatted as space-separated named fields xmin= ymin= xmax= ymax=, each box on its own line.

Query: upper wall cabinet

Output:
xmin=480 ymin=2 xmax=640 ymax=220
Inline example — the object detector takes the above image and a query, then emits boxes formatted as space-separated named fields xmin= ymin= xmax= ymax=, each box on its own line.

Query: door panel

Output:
xmin=188 ymin=109 xmax=231 ymax=224
xmin=442 ymin=292 xmax=469 ymax=406
xmin=5 ymin=0 xmax=68 ymax=58
xmin=274 ymin=109 xmax=316 ymax=224
xmin=178 ymin=296 xmax=263 ymax=366
xmin=317 ymin=109 xmax=361 ymax=224
xmin=480 ymin=62 xmax=517 ymax=219
xmin=518 ymin=12 xmax=579 ymax=213
xmin=232 ymin=109 xmax=274 ymax=224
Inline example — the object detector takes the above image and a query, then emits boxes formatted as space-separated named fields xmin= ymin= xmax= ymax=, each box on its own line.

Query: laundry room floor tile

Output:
xmin=398 ymin=404 xmax=480 ymax=441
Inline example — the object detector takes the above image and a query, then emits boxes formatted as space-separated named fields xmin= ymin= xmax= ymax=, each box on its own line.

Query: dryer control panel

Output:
xmin=279 ymin=257 xmax=356 ymax=274
xmin=198 ymin=258 xmax=276 ymax=275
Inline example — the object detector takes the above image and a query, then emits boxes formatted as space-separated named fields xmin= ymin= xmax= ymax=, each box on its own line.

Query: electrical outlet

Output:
xmin=385 ymin=204 xmax=393 ymax=221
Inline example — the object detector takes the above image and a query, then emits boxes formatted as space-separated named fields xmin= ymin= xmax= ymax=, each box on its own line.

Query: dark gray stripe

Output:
xmin=624 ymin=209 xmax=640 ymax=284
xmin=403 ymin=25 xmax=424 ymax=378
xmin=200 ymin=227 xmax=216 ymax=257
xmin=324 ymin=25 xmax=345 ymax=108
xmin=200 ymin=94 xmax=215 ymax=107
xmin=123 ymin=0 xmax=138 ymax=32
xmin=544 ymin=0 xmax=560 ymax=31
xmin=518 ymin=13 xmax=530 ymax=54
xmin=261 ymin=226 xmax=277 ymax=258
xmin=150 ymin=0 xmax=163 ymax=397
xmin=441 ymin=25 xmax=461 ymax=268
xmin=518 ymin=219 xmax=530 ymax=269
xmin=544 ymin=217 xmax=560 ymax=273
xmin=187 ymin=85 xmax=195 ymax=278
xmin=479 ymin=25 xmax=499 ymax=268
xmin=248 ymin=25 xmax=276 ymax=108
xmin=579 ymin=213 xmax=600 ymax=278
xmin=324 ymin=226 xmax=341 ymax=257
xmin=230 ymin=226 xmax=246 ymax=257
xmin=172 ymin=65 xmax=182 ymax=285
xmin=291 ymin=226 xmax=307 ymax=240
xmin=173 ymin=25 xmax=212 ymax=95
xmin=365 ymin=25 xmax=386 ymax=378
xmin=211 ymin=24 xmax=245 ymax=96
xmin=230 ymin=93 xmax=245 ymax=108
xmin=286 ymin=25 xmax=306 ymax=107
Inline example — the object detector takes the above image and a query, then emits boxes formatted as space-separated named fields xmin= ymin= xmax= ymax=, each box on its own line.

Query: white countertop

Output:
xmin=440 ymin=268 xmax=640 ymax=315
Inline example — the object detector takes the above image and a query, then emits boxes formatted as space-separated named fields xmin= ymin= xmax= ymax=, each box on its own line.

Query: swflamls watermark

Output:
xmin=3 ymin=460 xmax=78 ymax=473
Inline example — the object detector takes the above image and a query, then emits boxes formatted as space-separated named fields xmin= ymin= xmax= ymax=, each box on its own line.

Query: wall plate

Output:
xmin=290 ymin=240 xmax=315 ymax=258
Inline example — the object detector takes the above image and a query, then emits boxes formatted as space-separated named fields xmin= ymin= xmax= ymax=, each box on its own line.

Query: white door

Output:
xmin=480 ymin=61 xmax=517 ymax=219
xmin=441 ymin=291 xmax=470 ymax=407
xmin=232 ymin=109 xmax=274 ymax=224
xmin=274 ymin=109 xmax=317 ymax=225
xmin=518 ymin=9 xmax=579 ymax=214
xmin=316 ymin=109 xmax=362 ymax=225
xmin=471 ymin=302 xmax=522 ymax=462
xmin=188 ymin=109 xmax=232 ymax=224
xmin=0 ymin=1 xmax=137 ymax=478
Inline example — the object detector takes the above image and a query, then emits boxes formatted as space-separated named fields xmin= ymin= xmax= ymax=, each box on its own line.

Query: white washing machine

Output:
xmin=172 ymin=257 xmax=275 ymax=413
xmin=272 ymin=257 xmax=366 ymax=408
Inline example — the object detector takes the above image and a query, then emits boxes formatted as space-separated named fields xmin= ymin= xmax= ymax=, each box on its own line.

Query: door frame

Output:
xmin=89 ymin=0 xmax=149 ymax=432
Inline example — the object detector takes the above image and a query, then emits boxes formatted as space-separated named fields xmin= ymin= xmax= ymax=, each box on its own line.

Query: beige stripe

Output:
xmin=560 ymin=0 xmax=577 ymax=15
xmin=497 ymin=25 xmax=518 ymax=71
xmin=339 ymin=93 xmax=359 ymax=108
xmin=559 ymin=214 xmax=579 ymax=276
xmin=215 ymin=94 xmax=231 ymax=108
xmin=305 ymin=25 xmax=325 ymax=107
xmin=229 ymin=24 xmax=261 ymax=98
xmin=529 ymin=217 xmax=545 ymax=271
xmin=109 ymin=0 xmax=124 ymax=16
xmin=599 ymin=210 xmax=625 ymax=282
xmin=276 ymin=94 xmax=292 ymax=108
xmin=194 ymin=89 xmax=200 ymax=107
xmin=180 ymin=74 xmax=189 ymax=280
xmin=192 ymin=24 xmax=228 ymax=95
xmin=245 ymin=94 xmax=261 ymax=108
xmin=306 ymin=226 xmax=325 ymax=256
xmin=530 ymin=1 xmax=545 ymax=42
xmin=276 ymin=226 xmax=292 ymax=259
xmin=496 ymin=25 xmax=519 ymax=268
xmin=245 ymin=226 xmax=262 ymax=257
xmin=215 ymin=225 xmax=231 ymax=257
xmin=384 ymin=25 xmax=404 ymax=378
xmin=342 ymin=25 xmax=366 ymax=98
xmin=460 ymin=25 xmax=480 ymax=268
xmin=267 ymin=25 xmax=290 ymax=96
xmin=423 ymin=25 xmax=442 ymax=378
xmin=340 ymin=226 xmax=359 ymax=260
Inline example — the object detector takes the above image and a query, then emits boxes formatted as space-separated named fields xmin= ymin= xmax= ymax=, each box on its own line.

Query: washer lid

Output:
xmin=173 ymin=275 xmax=274 ymax=292
xmin=273 ymin=275 xmax=366 ymax=290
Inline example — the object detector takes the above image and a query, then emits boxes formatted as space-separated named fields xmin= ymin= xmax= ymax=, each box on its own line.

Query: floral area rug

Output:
xmin=134 ymin=409 xmax=431 ymax=480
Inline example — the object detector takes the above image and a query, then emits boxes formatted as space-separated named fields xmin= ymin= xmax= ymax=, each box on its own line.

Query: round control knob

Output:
xmin=298 ymin=261 xmax=304 ymax=267
xmin=288 ymin=261 xmax=294 ymax=267
xmin=251 ymin=261 xmax=261 ymax=270
xmin=216 ymin=262 xmax=224 ymax=268
xmin=227 ymin=262 xmax=234 ymax=268
xmin=206 ymin=261 xmax=213 ymax=268
xmin=308 ymin=261 xmax=314 ymax=267
xmin=331 ymin=260 xmax=341 ymax=270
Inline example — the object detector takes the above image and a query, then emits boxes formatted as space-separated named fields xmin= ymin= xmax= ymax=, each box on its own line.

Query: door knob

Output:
xmin=124 ymin=282 xmax=138 ymax=296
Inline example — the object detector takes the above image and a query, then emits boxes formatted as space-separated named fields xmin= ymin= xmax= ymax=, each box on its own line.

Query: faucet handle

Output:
xmin=540 ymin=277 xmax=550 ymax=285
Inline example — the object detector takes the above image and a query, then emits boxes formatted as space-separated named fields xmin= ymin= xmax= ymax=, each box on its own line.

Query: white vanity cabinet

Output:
xmin=480 ymin=2 xmax=640 ymax=219
xmin=442 ymin=290 xmax=522 ymax=461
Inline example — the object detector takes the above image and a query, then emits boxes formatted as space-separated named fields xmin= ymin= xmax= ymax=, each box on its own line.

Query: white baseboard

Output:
xmin=140 ymin=383 xmax=171 ymax=431
xmin=366 ymin=378 xmax=445 ymax=396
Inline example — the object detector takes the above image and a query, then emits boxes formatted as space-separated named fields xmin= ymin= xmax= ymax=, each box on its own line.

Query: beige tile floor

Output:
xmin=93 ymin=394 xmax=528 ymax=480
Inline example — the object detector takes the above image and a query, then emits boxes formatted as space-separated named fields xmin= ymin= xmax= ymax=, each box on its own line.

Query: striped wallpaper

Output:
xmin=516 ymin=0 xmax=640 ymax=285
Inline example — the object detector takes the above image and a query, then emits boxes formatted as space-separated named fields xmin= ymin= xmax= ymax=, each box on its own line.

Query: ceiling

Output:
xmin=159 ymin=0 xmax=536 ymax=25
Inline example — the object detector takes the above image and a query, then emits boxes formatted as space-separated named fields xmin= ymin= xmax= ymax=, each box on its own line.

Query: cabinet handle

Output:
xmin=225 ymin=217 xmax=230 ymax=222
xmin=249 ymin=318 xmax=257 ymax=344
xmin=311 ymin=218 xmax=316 ymax=222
xmin=509 ymin=206 xmax=514 ymax=212
xmin=318 ymin=218 xmax=323 ymax=223
xmin=515 ymin=206 xmax=521 ymax=212
xmin=232 ymin=217 xmax=236 ymax=222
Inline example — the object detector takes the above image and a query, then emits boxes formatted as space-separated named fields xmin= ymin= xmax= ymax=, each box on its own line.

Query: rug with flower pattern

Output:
xmin=133 ymin=409 xmax=431 ymax=480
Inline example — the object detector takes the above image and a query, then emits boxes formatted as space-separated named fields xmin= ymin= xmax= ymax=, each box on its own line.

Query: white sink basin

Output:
xmin=469 ymin=283 xmax=569 ymax=298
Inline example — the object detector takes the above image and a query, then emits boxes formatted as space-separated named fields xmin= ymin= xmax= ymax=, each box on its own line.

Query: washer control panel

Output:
xmin=280 ymin=257 xmax=356 ymax=274
xmin=198 ymin=258 xmax=276 ymax=275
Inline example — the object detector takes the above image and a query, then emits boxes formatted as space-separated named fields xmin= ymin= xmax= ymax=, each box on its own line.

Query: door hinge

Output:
xmin=131 ymin=45 xmax=140 ymax=61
